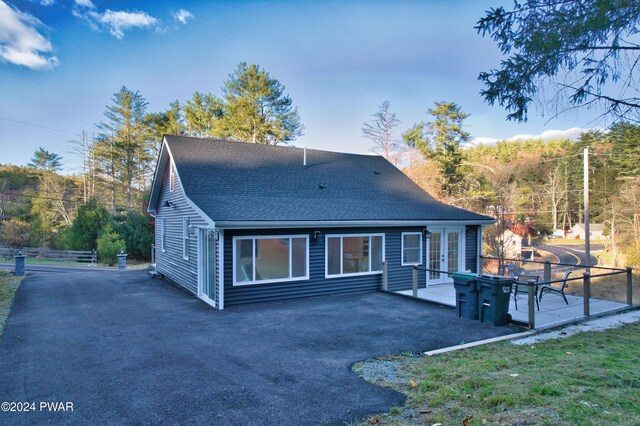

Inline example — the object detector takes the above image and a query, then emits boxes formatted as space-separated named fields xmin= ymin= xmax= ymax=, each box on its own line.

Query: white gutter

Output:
xmin=215 ymin=219 xmax=495 ymax=229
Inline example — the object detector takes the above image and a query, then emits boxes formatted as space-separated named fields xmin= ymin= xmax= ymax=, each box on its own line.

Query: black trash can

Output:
xmin=452 ymin=272 xmax=479 ymax=320
xmin=477 ymin=275 xmax=515 ymax=326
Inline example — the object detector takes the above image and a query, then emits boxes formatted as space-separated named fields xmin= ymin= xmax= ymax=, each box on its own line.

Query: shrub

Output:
xmin=66 ymin=199 xmax=110 ymax=251
xmin=97 ymin=225 xmax=126 ymax=266
xmin=112 ymin=211 xmax=154 ymax=260
xmin=626 ymin=245 xmax=640 ymax=267
xmin=0 ymin=218 xmax=32 ymax=248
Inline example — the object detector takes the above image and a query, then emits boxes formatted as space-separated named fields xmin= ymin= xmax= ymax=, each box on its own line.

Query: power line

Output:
xmin=0 ymin=116 xmax=78 ymax=135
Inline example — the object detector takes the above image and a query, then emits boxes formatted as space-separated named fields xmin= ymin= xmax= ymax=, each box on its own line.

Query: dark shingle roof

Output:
xmin=165 ymin=135 xmax=491 ymax=222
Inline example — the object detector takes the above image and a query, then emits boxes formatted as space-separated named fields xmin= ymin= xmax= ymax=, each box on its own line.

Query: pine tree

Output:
xmin=97 ymin=86 xmax=151 ymax=209
xmin=183 ymin=93 xmax=223 ymax=137
xmin=219 ymin=62 xmax=303 ymax=145
xmin=403 ymin=101 xmax=469 ymax=197
xmin=28 ymin=147 xmax=63 ymax=171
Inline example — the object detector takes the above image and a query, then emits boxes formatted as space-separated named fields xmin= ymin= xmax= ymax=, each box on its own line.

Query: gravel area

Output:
xmin=354 ymin=359 xmax=408 ymax=385
xmin=512 ymin=309 xmax=640 ymax=345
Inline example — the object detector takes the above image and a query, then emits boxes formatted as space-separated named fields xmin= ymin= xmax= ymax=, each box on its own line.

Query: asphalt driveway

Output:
xmin=0 ymin=270 xmax=519 ymax=425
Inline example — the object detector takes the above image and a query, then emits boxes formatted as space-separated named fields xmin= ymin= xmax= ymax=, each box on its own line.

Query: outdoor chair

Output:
xmin=538 ymin=270 xmax=572 ymax=305
xmin=513 ymin=275 xmax=540 ymax=311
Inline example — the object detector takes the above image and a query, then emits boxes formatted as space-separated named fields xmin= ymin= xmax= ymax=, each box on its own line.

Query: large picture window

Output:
xmin=401 ymin=232 xmax=422 ymax=265
xmin=325 ymin=234 xmax=384 ymax=277
xmin=233 ymin=235 xmax=309 ymax=285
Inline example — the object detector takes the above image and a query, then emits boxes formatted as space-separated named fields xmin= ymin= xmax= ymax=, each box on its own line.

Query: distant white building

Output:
xmin=500 ymin=229 xmax=523 ymax=259
xmin=570 ymin=223 xmax=606 ymax=240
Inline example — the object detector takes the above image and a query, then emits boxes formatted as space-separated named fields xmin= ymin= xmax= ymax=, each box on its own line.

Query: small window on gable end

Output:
xmin=170 ymin=162 xmax=176 ymax=192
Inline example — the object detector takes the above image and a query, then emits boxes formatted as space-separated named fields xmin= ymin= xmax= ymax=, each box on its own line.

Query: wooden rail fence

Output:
xmin=0 ymin=247 xmax=96 ymax=264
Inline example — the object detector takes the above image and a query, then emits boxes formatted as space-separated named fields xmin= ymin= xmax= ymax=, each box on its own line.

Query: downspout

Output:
xmin=477 ymin=225 xmax=483 ymax=274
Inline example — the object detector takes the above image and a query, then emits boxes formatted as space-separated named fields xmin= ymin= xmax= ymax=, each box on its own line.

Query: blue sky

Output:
xmin=1 ymin=0 xmax=600 ymax=173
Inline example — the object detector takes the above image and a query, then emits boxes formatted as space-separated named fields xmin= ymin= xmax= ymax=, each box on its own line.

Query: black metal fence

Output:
xmin=481 ymin=255 xmax=633 ymax=329
xmin=381 ymin=257 xmax=634 ymax=330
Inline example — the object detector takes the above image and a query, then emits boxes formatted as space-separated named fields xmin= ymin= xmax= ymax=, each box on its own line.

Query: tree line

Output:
xmin=362 ymin=100 xmax=640 ymax=266
xmin=0 ymin=62 xmax=302 ymax=263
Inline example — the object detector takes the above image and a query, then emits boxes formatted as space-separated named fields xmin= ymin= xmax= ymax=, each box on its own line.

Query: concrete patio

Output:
xmin=398 ymin=283 xmax=628 ymax=329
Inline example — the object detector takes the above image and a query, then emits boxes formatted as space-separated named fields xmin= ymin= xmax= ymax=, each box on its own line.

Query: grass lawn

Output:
xmin=534 ymin=237 xmax=587 ymax=246
xmin=566 ymin=270 xmax=640 ymax=304
xmin=26 ymin=258 xmax=90 ymax=266
xmin=2 ymin=257 xmax=151 ymax=269
xmin=0 ymin=271 xmax=24 ymax=336
xmin=354 ymin=323 xmax=640 ymax=425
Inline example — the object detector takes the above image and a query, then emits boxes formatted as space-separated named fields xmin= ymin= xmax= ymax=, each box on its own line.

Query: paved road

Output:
xmin=0 ymin=270 xmax=519 ymax=425
xmin=535 ymin=244 xmax=600 ymax=268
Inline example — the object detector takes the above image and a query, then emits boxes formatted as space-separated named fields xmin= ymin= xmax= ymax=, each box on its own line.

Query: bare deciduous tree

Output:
xmin=362 ymin=100 xmax=400 ymax=162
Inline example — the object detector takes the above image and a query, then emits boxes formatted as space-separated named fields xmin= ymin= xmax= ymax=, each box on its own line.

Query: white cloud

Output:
xmin=98 ymin=10 xmax=158 ymax=39
xmin=72 ymin=1 xmax=158 ymax=39
xmin=470 ymin=127 xmax=596 ymax=147
xmin=0 ymin=2 xmax=58 ymax=70
xmin=74 ymin=0 xmax=95 ymax=8
xmin=469 ymin=136 xmax=500 ymax=146
xmin=40 ymin=0 xmax=56 ymax=6
xmin=173 ymin=9 xmax=193 ymax=24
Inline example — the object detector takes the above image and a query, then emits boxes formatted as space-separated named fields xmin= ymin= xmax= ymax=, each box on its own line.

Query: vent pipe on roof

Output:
xmin=303 ymin=147 xmax=307 ymax=167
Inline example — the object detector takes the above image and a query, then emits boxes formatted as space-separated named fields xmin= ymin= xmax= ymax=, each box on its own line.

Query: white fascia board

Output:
xmin=216 ymin=219 xmax=495 ymax=229
xmin=163 ymin=141 xmax=216 ymax=229
xmin=147 ymin=138 xmax=169 ymax=214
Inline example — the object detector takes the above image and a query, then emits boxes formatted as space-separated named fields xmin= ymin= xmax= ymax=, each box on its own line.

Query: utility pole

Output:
xmin=584 ymin=146 xmax=590 ymax=273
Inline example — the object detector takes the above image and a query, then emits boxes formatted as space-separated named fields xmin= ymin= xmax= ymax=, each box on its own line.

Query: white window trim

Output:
xmin=401 ymin=232 xmax=423 ymax=266
xmin=160 ymin=218 xmax=166 ymax=253
xmin=169 ymin=163 xmax=176 ymax=192
xmin=232 ymin=235 xmax=310 ymax=286
xmin=324 ymin=233 xmax=386 ymax=278
xmin=182 ymin=217 xmax=189 ymax=260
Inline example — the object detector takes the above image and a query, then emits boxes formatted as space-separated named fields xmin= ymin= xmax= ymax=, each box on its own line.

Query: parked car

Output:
xmin=503 ymin=263 xmax=525 ymax=277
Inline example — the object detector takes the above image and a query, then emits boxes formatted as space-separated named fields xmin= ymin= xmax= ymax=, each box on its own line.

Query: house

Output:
xmin=570 ymin=223 xmax=606 ymax=240
xmin=147 ymin=135 xmax=494 ymax=309
xmin=499 ymin=229 xmax=522 ymax=259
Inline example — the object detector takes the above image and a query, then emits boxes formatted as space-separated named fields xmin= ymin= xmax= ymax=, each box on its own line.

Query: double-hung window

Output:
xmin=325 ymin=234 xmax=384 ymax=277
xmin=401 ymin=232 xmax=422 ymax=265
xmin=182 ymin=217 xmax=189 ymax=260
xmin=233 ymin=235 xmax=309 ymax=285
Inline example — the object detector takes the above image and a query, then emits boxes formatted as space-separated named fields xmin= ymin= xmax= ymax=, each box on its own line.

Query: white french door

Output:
xmin=197 ymin=228 xmax=218 ymax=308
xmin=427 ymin=227 xmax=464 ymax=286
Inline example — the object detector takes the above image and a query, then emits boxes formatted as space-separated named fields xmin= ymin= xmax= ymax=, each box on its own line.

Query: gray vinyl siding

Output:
xmin=155 ymin=160 xmax=209 ymax=294
xmin=223 ymin=227 xmax=426 ymax=306
xmin=465 ymin=225 xmax=479 ymax=273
